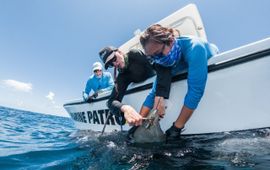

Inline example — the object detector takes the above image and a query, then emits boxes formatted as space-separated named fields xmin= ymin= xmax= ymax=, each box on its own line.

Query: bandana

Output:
xmin=152 ymin=39 xmax=181 ymax=67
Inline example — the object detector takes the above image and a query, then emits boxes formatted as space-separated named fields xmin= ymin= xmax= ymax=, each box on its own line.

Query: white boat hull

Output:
xmin=175 ymin=54 xmax=270 ymax=134
xmin=64 ymin=44 xmax=270 ymax=134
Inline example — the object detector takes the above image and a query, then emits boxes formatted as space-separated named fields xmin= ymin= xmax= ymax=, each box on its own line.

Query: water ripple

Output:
xmin=0 ymin=106 xmax=270 ymax=169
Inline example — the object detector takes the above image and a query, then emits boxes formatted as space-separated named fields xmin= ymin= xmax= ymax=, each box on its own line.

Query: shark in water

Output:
xmin=128 ymin=109 xmax=166 ymax=143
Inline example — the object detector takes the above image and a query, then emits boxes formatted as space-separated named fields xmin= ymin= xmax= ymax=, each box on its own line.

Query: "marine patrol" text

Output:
xmin=69 ymin=109 xmax=125 ymax=125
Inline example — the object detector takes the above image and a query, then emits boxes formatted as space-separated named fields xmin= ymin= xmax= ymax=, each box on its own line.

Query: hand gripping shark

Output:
xmin=129 ymin=109 xmax=166 ymax=143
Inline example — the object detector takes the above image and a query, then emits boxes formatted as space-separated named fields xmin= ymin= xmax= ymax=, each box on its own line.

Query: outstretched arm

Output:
xmin=121 ymin=105 xmax=142 ymax=126
xmin=107 ymin=75 xmax=142 ymax=125
xmin=83 ymin=79 xmax=92 ymax=101
xmin=175 ymin=42 xmax=208 ymax=128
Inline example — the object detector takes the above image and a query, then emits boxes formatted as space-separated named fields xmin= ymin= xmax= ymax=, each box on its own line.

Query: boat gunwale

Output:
xmin=63 ymin=46 xmax=270 ymax=107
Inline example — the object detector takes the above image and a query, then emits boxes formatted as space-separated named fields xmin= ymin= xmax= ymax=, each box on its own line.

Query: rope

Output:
xmin=113 ymin=67 xmax=119 ymax=96
xmin=100 ymin=112 xmax=111 ymax=136
xmin=100 ymin=67 xmax=119 ymax=136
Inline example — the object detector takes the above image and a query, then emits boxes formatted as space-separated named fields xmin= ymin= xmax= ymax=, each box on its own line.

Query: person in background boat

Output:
xmin=99 ymin=46 xmax=155 ymax=126
xmin=139 ymin=24 xmax=219 ymax=139
xmin=83 ymin=62 xmax=114 ymax=102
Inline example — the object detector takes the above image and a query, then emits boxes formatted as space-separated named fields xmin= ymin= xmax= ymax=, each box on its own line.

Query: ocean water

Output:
xmin=0 ymin=106 xmax=270 ymax=170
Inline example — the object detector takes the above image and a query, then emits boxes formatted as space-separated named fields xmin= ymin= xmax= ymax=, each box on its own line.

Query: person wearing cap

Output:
xmin=99 ymin=46 xmax=155 ymax=126
xmin=83 ymin=62 xmax=114 ymax=102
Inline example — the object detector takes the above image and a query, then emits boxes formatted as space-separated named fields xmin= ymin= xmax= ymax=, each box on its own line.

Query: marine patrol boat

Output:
xmin=63 ymin=4 xmax=270 ymax=135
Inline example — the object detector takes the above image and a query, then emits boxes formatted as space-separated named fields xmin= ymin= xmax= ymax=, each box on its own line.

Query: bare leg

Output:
xmin=174 ymin=105 xmax=194 ymax=129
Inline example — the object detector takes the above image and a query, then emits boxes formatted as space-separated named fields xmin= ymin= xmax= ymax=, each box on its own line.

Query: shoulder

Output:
xmin=103 ymin=71 xmax=113 ymax=78
xmin=88 ymin=74 xmax=95 ymax=80
xmin=127 ymin=49 xmax=146 ymax=59
xmin=179 ymin=35 xmax=195 ymax=40
xmin=179 ymin=35 xmax=205 ymax=44
xmin=116 ymin=73 xmax=130 ymax=85
xmin=86 ymin=75 xmax=95 ymax=84
xmin=103 ymin=71 xmax=112 ymax=76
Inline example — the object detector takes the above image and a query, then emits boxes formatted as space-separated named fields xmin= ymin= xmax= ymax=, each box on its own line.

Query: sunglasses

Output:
xmin=106 ymin=56 xmax=117 ymax=68
xmin=94 ymin=69 xmax=102 ymax=73
xmin=150 ymin=44 xmax=166 ymax=58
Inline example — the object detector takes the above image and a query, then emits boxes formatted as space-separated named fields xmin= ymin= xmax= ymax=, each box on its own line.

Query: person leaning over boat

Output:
xmin=83 ymin=62 xmax=114 ymax=102
xmin=139 ymin=24 xmax=219 ymax=139
xmin=99 ymin=46 xmax=155 ymax=126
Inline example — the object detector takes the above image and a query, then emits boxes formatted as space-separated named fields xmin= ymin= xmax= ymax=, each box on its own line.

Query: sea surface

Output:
xmin=0 ymin=106 xmax=270 ymax=170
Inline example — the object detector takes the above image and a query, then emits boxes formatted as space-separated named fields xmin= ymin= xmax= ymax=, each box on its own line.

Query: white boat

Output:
xmin=63 ymin=4 xmax=270 ymax=135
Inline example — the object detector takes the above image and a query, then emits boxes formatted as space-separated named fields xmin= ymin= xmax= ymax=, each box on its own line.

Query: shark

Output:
xmin=129 ymin=109 xmax=166 ymax=143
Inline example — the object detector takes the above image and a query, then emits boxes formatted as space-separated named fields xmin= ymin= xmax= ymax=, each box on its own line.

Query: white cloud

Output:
xmin=17 ymin=101 xmax=24 ymax=107
xmin=46 ymin=91 xmax=55 ymax=103
xmin=2 ymin=79 xmax=32 ymax=92
xmin=54 ymin=105 xmax=61 ymax=109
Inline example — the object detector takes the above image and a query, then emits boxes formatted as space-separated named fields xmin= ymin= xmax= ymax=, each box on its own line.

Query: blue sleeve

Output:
xmin=107 ymin=73 xmax=115 ymax=90
xmin=84 ymin=79 xmax=92 ymax=95
xmin=101 ymin=73 xmax=114 ymax=91
xmin=184 ymin=43 xmax=208 ymax=110
xmin=143 ymin=79 xmax=157 ymax=109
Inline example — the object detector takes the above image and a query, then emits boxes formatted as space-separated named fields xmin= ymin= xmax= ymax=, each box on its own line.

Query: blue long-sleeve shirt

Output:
xmin=143 ymin=36 xmax=219 ymax=110
xmin=84 ymin=71 xmax=114 ymax=95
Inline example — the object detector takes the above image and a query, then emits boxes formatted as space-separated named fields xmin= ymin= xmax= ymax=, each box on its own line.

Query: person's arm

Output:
xmin=107 ymin=88 xmax=125 ymax=116
xmin=142 ymin=78 xmax=157 ymax=109
xmin=155 ymin=64 xmax=172 ymax=98
xmin=121 ymin=105 xmax=143 ymax=126
xmin=84 ymin=79 xmax=92 ymax=95
xmin=141 ymin=64 xmax=172 ymax=117
xmin=101 ymin=72 xmax=114 ymax=91
xmin=107 ymin=74 xmax=142 ymax=125
xmin=110 ymin=99 xmax=142 ymax=125
xmin=184 ymin=44 xmax=208 ymax=110
xmin=153 ymin=64 xmax=172 ymax=116
xmin=174 ymin=105 xmax=194 ymax=128
xmin=83 ymin=79 xmax=92 ymax=101
xmin=107 ymin=74 xmax=129 ymax=114
xmin=106 ymin=75 xmax=136 ymax=112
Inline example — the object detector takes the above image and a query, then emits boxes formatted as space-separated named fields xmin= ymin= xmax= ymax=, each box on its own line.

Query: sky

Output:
xmin=0 ymin=0 xmax=270 ymax=117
